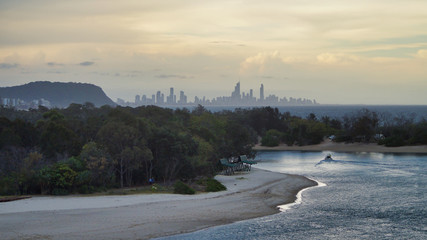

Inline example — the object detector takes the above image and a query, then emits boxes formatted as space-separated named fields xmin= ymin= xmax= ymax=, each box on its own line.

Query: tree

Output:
xmin=80 ymin=142 xmax=115 ymax=187
xmin=139 ymin=145 xmax=154 ymax=183
xmin=37 ymin=110 xmax=81 ymax=160
xmin=97 ymin=121 xmax=139 ymax=188
xmin=120 ymin=146 xmax=143 ymax=186
xmin=149 ymin=128 xmax=197 ymax=182
xmin=190 ymin=136 xmax=215 ymax=176
xmin=351 ymin=109 xmax=379 ymax=142
xmin=261 ymin=129 xmax=283 ymax=147
xmin=38 ymin=163 xmax=77 ymax=195
xmin=0 ymin=146 xmax=31 ymax=194
xmin=222 ymin=119 xmax=256 ymax=157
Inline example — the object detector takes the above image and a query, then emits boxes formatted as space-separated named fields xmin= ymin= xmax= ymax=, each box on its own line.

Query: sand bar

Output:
xmin=253 ymin=140 xmax=427 ymax=153
xmin=0 ymin=168 xmax=316 ymax=240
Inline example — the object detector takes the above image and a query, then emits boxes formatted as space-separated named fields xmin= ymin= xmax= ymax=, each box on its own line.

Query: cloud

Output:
xmin=79 ymin=61 xmax=95 ymax=66
xmin=416 ymin=49 xmax=427 ymax=58
xmin=316 ymin=53 xmax=360 ymax=65
xmin=240 ymin=51 xmax=287 ymax=74
xmin=209 ymin=41 xmax=233 ymax=44
xmin=155 ymin=74 xmax=192 ymax=79
xmin=47 ymin=62 xmax=64 ymax=67
xmin=47 ymin=70 xmax=65 ymax=74
xmin=0 ymin=63 xmax=19 ymax=69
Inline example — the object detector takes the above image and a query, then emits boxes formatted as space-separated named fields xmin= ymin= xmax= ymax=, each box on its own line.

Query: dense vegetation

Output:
xmin=0 ymin=104 xmax=255 ymax=195
xmin=1 ymin=104 xmax=426 ymax=196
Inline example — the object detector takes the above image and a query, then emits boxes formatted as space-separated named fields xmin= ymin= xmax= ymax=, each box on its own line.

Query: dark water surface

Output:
xmin=158 ymin=151 xmax=427 ymax=239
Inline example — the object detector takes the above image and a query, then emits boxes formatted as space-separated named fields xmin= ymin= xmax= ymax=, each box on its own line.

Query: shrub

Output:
xmin=0 ymin=176 xmax=17 ymax=195
xmin=77 ymin=185 xmax=96 ymax=194
xmin=205 ymin=178 xmax=226 ymax=192
xmin=261 ymin=129 xmax=283 ymax=147
xmin=51 ymin=188 xmax=69 ymax=195
xmin=382 ymin=136 xmax=405 ymax=147
xmin=173 ymin=180 xmax=195 ymax=195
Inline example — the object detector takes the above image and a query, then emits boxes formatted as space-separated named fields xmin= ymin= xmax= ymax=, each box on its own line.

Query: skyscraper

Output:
xmin=260 ymin=84 xmax=264 ymax=101
xmin=167 ymin=87 xmax=175 ymax=104
xmin=179 ymin=91 xmax=187 ymax=104
xmin=156 ymin=91 xmax=164 ymax=104
xmin=231 ymin=82 xmax=241 ymax=100
xmin=135 ymin=95 xmax=141 ymax=105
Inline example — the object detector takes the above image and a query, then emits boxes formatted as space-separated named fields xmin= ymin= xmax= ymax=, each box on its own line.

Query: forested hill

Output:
xmin=0 ymin=81 xmax=116 ymax=107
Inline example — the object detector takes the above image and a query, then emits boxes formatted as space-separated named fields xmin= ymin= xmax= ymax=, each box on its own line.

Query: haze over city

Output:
xmin=1 ymin=0 xmax=426 ymax=105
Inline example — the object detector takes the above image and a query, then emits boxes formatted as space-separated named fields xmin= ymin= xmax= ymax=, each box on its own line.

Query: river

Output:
xmin=158 ymin=151 xmax=427 ymax=239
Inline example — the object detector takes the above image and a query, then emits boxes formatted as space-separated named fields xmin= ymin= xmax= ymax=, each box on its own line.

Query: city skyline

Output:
xmin=0 ymin=1 xmax=426 ymax=105
xmin=118 ymin=82 xmax=317 ymax=107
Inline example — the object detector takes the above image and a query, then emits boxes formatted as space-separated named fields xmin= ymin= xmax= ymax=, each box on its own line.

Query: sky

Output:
xmin=0 ymin=0 xmax=426 ymax=105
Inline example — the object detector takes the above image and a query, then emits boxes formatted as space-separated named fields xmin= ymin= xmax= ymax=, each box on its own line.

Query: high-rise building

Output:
xmin=260 ymin=84 xmax=264 ymax=101
xmin=120 ymin=82 xmax=317 ymax=107
xmin=156 ymin=91 xmax=164 ymax=104
xmin=179 ymin=91 xmax=187 ymax=104
xmin=167 ymin=87 xmax=175 ymax=104
xmin=231 ymin=82 xmax=241 ymax=100
xmin=135 ymin=95 xmax=141 ymax=105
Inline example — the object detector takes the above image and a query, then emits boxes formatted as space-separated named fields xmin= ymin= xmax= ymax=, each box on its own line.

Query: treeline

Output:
xmin=0 ymin=104 xmax=256 ymax=195
xmin=1 ymin=105 xmax=426 ymax=195
xmin=259 ymin=109 xmax=427 ymax=147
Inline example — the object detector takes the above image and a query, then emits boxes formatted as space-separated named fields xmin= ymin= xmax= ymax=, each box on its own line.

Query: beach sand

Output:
xmin=0 ymin=168 xmax=316 ymax=240
xmin=253 ymin=140 xmax=427 ymax=153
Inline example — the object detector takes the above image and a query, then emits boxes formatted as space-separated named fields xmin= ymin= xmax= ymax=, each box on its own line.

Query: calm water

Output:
xmin=158 ymin=151 xmax=427 ymax=239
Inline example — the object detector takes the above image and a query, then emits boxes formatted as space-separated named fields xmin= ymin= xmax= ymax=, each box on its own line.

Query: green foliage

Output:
xmin=1 ymin=104 xmax=427 ymax=197
xmin=195 ymin=177 xmax=226 ymax=192
xmin=51 ymin=188 xmax=69 ymax=196
xmin=76 ymin=184 xmax=96 ymax=194
xmin=381 ymin=136 xmax=405 ymax=147
xmin=190 ymin=137 xmax=215 ymax=175
xmin=80 ymin=142 xmax=115 ymax=187
xmin=261 ymin=129 xmax=283 ymax=147
xmin=408 ymin=121 xmax=427 ymax=145
xmin=173 ymin=180 xmax=195 ymax=195
xmin=0 ymin=176 xmax=16 ymax=195
xmin=38 ymin=120 xmax=81 ymax=159
xmin=38 ymin=163 xmax=77 ymax=194
xmin=205 ymin=178 xmax=226 ymax=192
xmin=339 ymin=109 xmax=379 ymax=142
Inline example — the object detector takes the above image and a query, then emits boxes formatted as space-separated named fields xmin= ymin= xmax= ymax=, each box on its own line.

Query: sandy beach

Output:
xmin=253 ymin=140 xmax=427 ymax=153
xmin=0 ymin=168 xmax=316 ymax=240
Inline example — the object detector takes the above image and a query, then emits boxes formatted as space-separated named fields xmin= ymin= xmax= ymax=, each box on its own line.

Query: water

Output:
xmin=158 ymin=151 xmax=427 ymax=239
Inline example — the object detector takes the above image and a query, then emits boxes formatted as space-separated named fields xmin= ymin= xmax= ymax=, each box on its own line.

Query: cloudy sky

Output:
xmin=1 ymin=0 xmax=426 ymax=104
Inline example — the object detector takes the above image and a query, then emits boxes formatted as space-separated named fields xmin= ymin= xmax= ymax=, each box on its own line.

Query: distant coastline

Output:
xmin=253 ymin=140 xmax=427 ymax=154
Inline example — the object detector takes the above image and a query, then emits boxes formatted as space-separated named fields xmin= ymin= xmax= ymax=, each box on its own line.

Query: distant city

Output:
xmin=117 ymin=82 xmax=318 ymax=107
xmin=0 ymin=97 xmax=51 ymax=110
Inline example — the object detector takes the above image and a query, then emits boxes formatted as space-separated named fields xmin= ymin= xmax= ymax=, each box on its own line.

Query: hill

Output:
xmin=0 ymin=81 xmax=116 ymax=108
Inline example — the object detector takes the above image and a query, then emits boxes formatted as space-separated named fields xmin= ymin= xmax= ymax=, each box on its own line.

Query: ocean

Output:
xmin=157 ymin=151 xmax=427 ymax=239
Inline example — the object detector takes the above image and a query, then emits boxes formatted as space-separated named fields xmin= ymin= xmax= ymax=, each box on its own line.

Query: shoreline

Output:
xmin=278 ymin=178 xmax=326 ymax=212
xmin=253 ymin=140 xmax=427 ymax=153
xmin=0 ymin=168 xmax=316 ymax=240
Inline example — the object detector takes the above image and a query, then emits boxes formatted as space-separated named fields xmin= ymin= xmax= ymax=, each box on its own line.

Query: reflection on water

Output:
xmin=158 ymin=151 xmax=427 ymax=240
